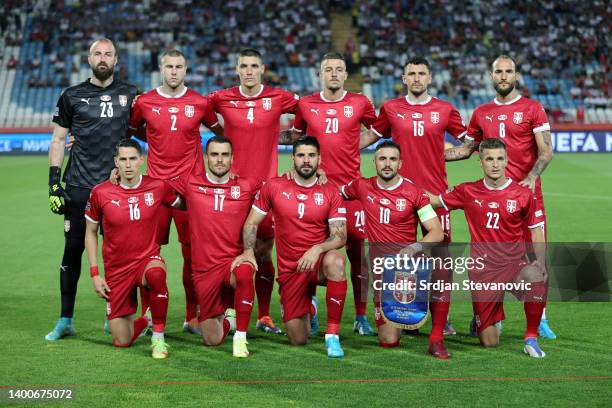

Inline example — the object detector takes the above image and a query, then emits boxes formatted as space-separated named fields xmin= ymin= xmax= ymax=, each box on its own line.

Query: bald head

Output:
xmin=88 ymin=38 xmax=117 ymax=82
xmin=89 ymin=38 xmax=116 ymax=56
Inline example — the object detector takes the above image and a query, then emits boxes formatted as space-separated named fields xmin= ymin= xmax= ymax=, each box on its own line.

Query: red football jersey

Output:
xmin=85 ymin=176 xmax=178 ymax=277
xmin=292 ymin=91 xmax=377 ymax=185
xmin=371 ymin=96 xmax=467 ymax=194
xmin=253 ymin=177 xmax=346 ymax=274
xmin=440 ymin=178 xmax=545 ymax=264
xmin=209 ymin=85 xmax=299 ymax=184
xmin=342 ymin=176 xmax=434 ymax=244
xmin=466 ymin=95 xmax=550 ymax=189
xmin=130 ymin=87 xmax=219 ymax=189
xmin=184 ymin=173 xmax=261 ymax=272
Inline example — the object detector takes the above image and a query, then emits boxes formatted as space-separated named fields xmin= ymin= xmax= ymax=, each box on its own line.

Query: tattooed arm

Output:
xmin=279 ymin=129 xmax=300 ymax=145
xmin=520 ymin=130 xmax=553 ymax=192
xmin=231 ymin=208 xmax=266 ymax=271
xmin=296 ymin=220 xmax=347 ymax=272
xmin=444 ymin=139 xmax=479 ymax=161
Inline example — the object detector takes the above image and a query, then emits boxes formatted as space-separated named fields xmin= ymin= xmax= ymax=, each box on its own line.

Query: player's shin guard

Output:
xmin=255 ymin=260 xmax=275 ymax=319
xmin=144 ymin=267 xmax=168 ymax=333
xmin=524 ymin=282 xmax=547 ymax=339
xmin=181 ymin=243 xmax=198 ymax=322
xmin=233 ymin=264 xmax=255 ymax=332
xmin=59 ymin=238 xmax=85 ymax=318
xmin=325 ymin=280 xmax=347 ymax=335
xmin=346 ymin=239 xmax=368 ymax=316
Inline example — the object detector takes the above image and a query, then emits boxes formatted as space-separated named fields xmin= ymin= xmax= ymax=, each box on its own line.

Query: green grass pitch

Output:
xmin=0 ymin=153 xmax=611 ymax=407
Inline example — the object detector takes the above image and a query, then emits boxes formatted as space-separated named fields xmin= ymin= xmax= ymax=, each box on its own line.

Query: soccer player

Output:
xmin=341 ymin=141 xmax=448 ymax=358
xmin=182 ymin=136 xmax=258 ymax=357
xmin=46 ymin=38 xmax=138 ymax=341
xmin=232 ymin=137 xmax=348 ymax=358
xmin=444 ymin=54 xmax=556 ymax=339
xmin=288 ymin=52 xmax=378 ymax=336
xmin=428 ymin=138 xmax=548 ymax=358
xmin=130 ymin=49 xmax=223 ymax=334
xmin=209 ymin=48 xmax=299 ymax=334
xmin=84 ymin=139 xmax=180 ymax=359
xmin=365 ymin=56 xmax=468 ymax=338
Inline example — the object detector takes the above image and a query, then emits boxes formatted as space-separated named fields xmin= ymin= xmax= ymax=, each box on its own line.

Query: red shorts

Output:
xmin=470 ymin=261 xmax=528 ymax=334
xmin=277 ymin=256 xmax=323 ymax=322
xmin=105 ymin=255 xmax=164 ymax=320
xmin=421 ymin=206 xmax=452 ymax=243
xmin=257 ymin=211 xmax=275 ymax=240
xmin=193 ymin=263 xmax=232 ymax=321
xmin=344 ymin=199 xmax=366 ymax=241
xmin=156 ymin=205 xmax=190 ymax=245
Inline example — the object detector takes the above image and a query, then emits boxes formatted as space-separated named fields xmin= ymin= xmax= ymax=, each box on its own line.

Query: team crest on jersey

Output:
xmin=430 ymin=111 xmax=440 ymax=124
xmin=144 ymin=192 xmax=154 ymax=206
xmin=100 ymin=95 xmax=111 ymax=102
xmin=297 ymin=193 xmax=308 ymax=201
xmin=230 ymin=186 xmax=241 ymax=199
xmin=245 ymin=101 xmax=256 ymax=107
xmin=119 ymin=95 xmax=128 ymax=107
xmin=498 ymin=114 xmax=507 ymax=121
xmin=344 ymin=106 xmax=353 ymax=118
xmin=396 ymin=199 xmax=406 ymax=211
xmin=262 ymin=98 xmax=272 ymax=111
xmin=513 ymin=112 xmax=523 ymax=124
xmin=169 ymin=107 xmax=179 ymax=113
xmin=314 ymin=193 xmax=324 ymax=205
xmin=326 ymin=109 xmax=337 ymax=115
xmin=506 ymin=200 xmax=517 ymax=213
xmin=380 ymin=198 xmax=391 ymax=206
xmin=185 ymin=105 xmax=195 ymax=118
xmin=128 ymin=196 xmax=139 ymax=204
xmin=394 ymin=272 xmax=416 ymax=304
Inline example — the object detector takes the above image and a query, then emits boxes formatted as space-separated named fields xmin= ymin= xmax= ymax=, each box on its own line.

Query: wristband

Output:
xmin=90 ymin=266 xmax=100 ymax=278
xmin=49 ymin=166 xmax=61 ymax=186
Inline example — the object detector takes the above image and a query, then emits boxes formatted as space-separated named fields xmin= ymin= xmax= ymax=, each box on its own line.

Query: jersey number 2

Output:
xmin=100 ymin=102 xmax=113 ymax=118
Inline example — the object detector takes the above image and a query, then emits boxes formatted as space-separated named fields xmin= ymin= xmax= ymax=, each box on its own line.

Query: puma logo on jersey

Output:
xmin=80 ymin=98 xmax=90 ymax=105
xmin=152 ymin=107 xmax=161 ymax=115
xmin=111 ymin=199 xmax=121 ymax=206
xmin=397 ymin=113 xmax=406 ymax=120
xmin=474 ymin=199 xmax=483 ymax=207
xmin=282 ymin=192 xmax=291 ymax=199
xmin=230 ymin=101 xmax=239 ymax=108
xmin=367 ymin=195 xmax=375 ymax=203
xmin=310 ymin=108 xmax=319 ymax=115
xmin=485 ymin=115 xmax=493 ymax=122
xmin=241 ymin=300 xmax=254 ymax=306
xmin=329 ymin=298 xmax=342 ymax=305
xmin=198 ymin=186 xmax=208 ymax=194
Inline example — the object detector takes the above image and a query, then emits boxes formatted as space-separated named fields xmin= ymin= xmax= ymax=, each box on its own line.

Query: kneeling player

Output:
xmin=341 ymin=141 xmax=448 ymax=358
xmin=85 ymin=139 xmax=180 ymax=359
xmin=428 ymin=138 xmax=548 ymax=357
xmin=184 ymin=136 xmax=258 ymax=357
xmin=233 ymin=137 xmax=348 ymax=358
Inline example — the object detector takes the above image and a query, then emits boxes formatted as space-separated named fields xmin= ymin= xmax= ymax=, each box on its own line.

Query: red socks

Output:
xmin=139 ymin=287 xmax=149 ymax=316
xmin=233 ymin=263 xmax=255 ymax=332
xmin=346 ymin=240 xmax=368 ymax=316
xmin=524 ymin=281 xmax=547 ymax=339
xmin=181 ymin=243 xmax=198 ymax=322
xmin=325 ymin=280 xmax=347 ymax=335
xmin=429 ymin=301 xmax=449 ymax=343
xmin=255 ymin=260 xmax=275 ymax=319
xmin=144 ymin=267 xmax=168 ymax=333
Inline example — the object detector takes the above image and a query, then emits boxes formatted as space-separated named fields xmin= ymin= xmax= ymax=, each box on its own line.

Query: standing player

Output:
xmin=183 ymin=136 xmax=258 ymax=358
xmin=209 ymin=48 xmax=299 ymax=334
xmin=85 ymin=139 xmax=179 ymax=359
xmin=444 ymin=55 xmax=556 ymax=339
xmin=365 ymin=57 xmax=468 ymax=338
xmin=46 ymin=38 xmax=138 ymax=341
xmin=130 ymin=49 xmax=223 ymax=334
xmin=288 ymin=52 xmax=377 ymax=336
xmin=428 ymin=138 xmax=548 ymax=357
xmin=232 ymin=137 xmax=349 ymax=358
xmin=341 ymin=141 xmax=448 ymax=357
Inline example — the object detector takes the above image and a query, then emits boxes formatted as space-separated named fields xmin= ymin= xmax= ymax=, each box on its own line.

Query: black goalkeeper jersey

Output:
xmin=52 ymin=78 xmax=138 ymax=188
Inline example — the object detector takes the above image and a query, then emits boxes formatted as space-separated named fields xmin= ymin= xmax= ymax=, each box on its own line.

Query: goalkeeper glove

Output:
xmin=49 ymin=166 xmax=68 ymax=214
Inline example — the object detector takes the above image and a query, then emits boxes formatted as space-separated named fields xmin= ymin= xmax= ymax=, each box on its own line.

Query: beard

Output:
xmin=494 ymin=82 xmax=514 ymax=97
xmin=378 ymin=169 xmax=397 ymax=182
xmin=295 ymin=164 xmax=317 ymax=179
xmin=92 ymin=63 xmax=114 ymax=81
xmin=409 ymin=87 xmax=426 ymax=98
xmin=209 ymin=166 xmax=229 ymax=178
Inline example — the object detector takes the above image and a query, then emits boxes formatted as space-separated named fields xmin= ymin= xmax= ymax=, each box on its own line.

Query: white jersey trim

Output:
xmin=405 ymin=95 xmax=432 ymax=105
xmin=84 ymin=214 xmax=99 ymax=224
xmin=170 ymin=196 xmax=181 ymax=208
xmin=120 ymin=175 xmax=143 ymax=190
xmin=533 ymin=123 xmax=551 ymax=134
xmin=376 ymin=177 xmax=403 ymax=191
xmin=252 ymin=204 xmax=268 ymax=215
xmin=493 ymin=94 xmax=521 ymax=105
xmin=156 ymin=86 xmax=188 ymax=99
xmin=340 ymin=185 xmax=349 ymax=199
xmin=370 ymin=125 xmax=383 ymax=138
xmin=482 ymin=178 xmax=513 ymax=191
xmin=320 ymin=90 xmax=347 ymax=103
xmin=328 ymin=217 xmax=347 ymax=222
xmin=206 ymin=173 xmax=230 ymax=185
xmin=294 ymin=177 xmax=318 ymax=188
xmin=438 ymin=195 xmax=449 ymax=212
xmin=528 ymin=221 xmax=545 ymax=230
xmin=239 ymin=84 xmax=264 ymax=98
